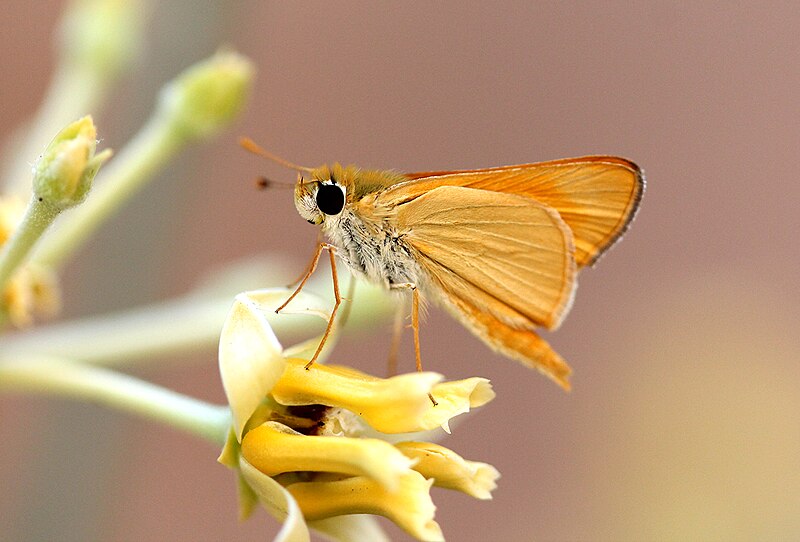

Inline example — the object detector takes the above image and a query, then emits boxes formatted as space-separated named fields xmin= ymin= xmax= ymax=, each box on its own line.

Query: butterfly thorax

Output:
xmin=322 ymin=203 xmax=422 ymax=289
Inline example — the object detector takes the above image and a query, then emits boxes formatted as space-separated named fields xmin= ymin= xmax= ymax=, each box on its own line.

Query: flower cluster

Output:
xmin=218 ymin=290 xmax=500 ymax=541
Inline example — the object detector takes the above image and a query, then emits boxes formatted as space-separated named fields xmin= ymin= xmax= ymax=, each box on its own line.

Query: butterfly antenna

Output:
xmin=239 ymin=137 xmax=312 ymax=173
xmin=254 ymin=176 xmax=295 ymax=190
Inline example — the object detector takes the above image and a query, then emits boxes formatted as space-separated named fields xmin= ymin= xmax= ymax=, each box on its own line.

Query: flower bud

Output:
xmin=158 ymin=51 xmax=255 ymax=141
xmin=59 ymin=0 xmax=146 ymax=77
xmin=32 ymin=116 xmax=110 ymax=209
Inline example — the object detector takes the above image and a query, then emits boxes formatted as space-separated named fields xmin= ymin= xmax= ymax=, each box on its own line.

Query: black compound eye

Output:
xmin=315 ymin=183 xmax=345 ymax=215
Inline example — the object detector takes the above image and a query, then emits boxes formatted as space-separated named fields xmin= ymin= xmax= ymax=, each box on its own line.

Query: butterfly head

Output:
xmin=294 ymin=163 xmax=354 ymax=226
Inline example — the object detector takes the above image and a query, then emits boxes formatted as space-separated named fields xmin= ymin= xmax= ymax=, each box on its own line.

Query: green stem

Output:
xmin=0 ymin=269 xmax=394 ymax=368
xmin=0 ymin=356 xmax=230 ymax=445
xmin=1 ymin=289 xmax=235 ymax=366
xmin=31 ymin=115 xmax=184 ymax=269
xmin=0 ymin=196 xmax=61 ymax=288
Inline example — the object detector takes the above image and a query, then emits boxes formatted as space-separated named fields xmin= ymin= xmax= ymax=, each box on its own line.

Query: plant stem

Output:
xmin=0 ymin=196 xmax=61 ymax=288
xmin=0 ymin=356 xmax=230 ymax=445
xmin=0 ymin=290 xmax=233 ymax=366
xmin=0 ymin=270 xmax=394 ymax=368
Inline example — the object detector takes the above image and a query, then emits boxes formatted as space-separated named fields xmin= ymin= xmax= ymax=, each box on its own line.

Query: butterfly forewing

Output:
xmin=394 ymin=156 xmax=643 ymax=267
xmin=392 ymin=186 xmax=577 ymax=330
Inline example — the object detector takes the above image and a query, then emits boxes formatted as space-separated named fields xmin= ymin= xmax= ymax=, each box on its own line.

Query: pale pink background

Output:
xmin=1 ymin=2 xmax=799 ymax=541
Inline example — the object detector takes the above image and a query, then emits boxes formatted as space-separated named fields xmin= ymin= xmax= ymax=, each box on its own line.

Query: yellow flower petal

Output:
xmin=271 ymin=359 xmax=443 ymax=433
xmin=425 ymin=377 xmax=496 ymax=433
xmin=0 ymin=197 xmax=26 ymax=245
xmin=396 ymin=441 xmax=500 ymax=500
xmin=2 ymin=264 xmax=62 ymax=327
xmin=272 ymin=360 xmax=495 ymax=435
xmin=242 ymin=421 xmax=415 ymax=491
xmin=287 ymin=471 xmax=443 ymax=542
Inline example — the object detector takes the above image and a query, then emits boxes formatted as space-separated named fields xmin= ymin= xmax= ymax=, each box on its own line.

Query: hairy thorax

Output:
xmin=322 ymin=208 xmax=421 ymax=289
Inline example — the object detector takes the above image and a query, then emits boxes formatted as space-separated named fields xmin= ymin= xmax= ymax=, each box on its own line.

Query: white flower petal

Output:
xmin=239 ymin=456 xmax=310 ymax=542
xmin=219 ymin=291 xmax=286 ymax=440
xmin=310 ymin=515 xmax=390 ymax=542
xmin=219 ymin=289 xmax=332 ymax=440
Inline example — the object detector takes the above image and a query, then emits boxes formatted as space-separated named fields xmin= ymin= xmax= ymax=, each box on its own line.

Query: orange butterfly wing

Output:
xmin=396 ymin=156 xmax=644 ymax=267
xmin=366 ymin=156 xmax=641 ymax=387
xmin=383 ymin=185 xmax=576 ymax=387
xmin=393 ymin=185 xmax=576 ymax=329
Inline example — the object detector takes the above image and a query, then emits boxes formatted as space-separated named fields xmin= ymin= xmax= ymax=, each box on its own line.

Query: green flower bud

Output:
xmin=59 ymin=0 xmax=146 ymax=77
xmin=158 ymin=51 xmax=255 ymax=141
xmin=32 ymin=116 xmax=111 ymax=209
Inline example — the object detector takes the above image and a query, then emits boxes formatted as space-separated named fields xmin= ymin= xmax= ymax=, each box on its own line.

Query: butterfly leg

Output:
xmin=275 ymin=242 xmax=342 ymax=370
xmin=286 ymin=231 xmax=324 ymax=289
xmin=305 ymin=246 xmax=341 ymax=369
xmin=276 ymin=242 xmax=328 ymax=313
xmin=389 ymin=282 xmax=437 ymax=406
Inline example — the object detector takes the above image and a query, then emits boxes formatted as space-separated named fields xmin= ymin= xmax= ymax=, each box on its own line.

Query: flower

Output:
xmin=218 ymin=289 xmax=500 ymax=541
xmin=1 ymin=263 xmax=60 ymax=327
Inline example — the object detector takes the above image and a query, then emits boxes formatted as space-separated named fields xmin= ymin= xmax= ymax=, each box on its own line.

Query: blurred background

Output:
xmin=1 ymin=2 xmax=799 ymax=541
